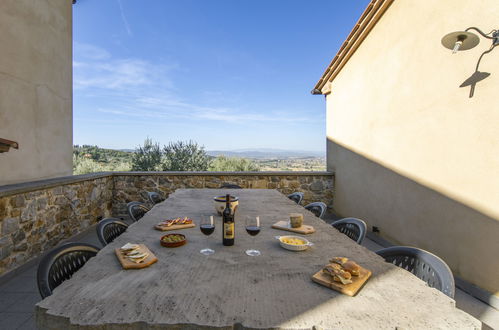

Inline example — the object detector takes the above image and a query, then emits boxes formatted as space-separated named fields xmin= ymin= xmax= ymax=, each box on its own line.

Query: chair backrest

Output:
xmin=376 ymin=246 xmax=455 ymax=298
xmin=127 ymin=202 xmax=150 ymax=222
xmin=96 ymin=218 xmax=128 ymax=246
xmin=37 ymin=242 xmax=100 ymax=298
xmin=304 ymin=202 xmax=327 ymax=219
xmin=220 ymin=183 xmax=242 ymax=189
xmin=331 ymin=218 xmax=367 ymax=244
xmin=287 ymin=192 xmax=304 ymax=205
xmin=147 ymin=191 xmax=164 ymax=205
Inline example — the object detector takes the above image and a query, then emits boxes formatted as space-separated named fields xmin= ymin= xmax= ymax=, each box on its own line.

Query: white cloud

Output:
xmin=74 ymin=58 xmax=168 ymax=90
xmin=74 ymin=42 xmax=111 ymax=60
xmin=74 ymin=43 xmax=317 ymax=125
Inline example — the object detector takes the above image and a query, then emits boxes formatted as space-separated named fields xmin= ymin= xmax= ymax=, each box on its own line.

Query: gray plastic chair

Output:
xmin=96 ymin=218 xmax=128 ymax=246
xmin=287 ymin=192 xmax=304 ymax=205
xmin=376 ymin=246 xmax=455 ymax=298
xmin=304 ymin=202 xmax=327 ymax=219
xmin=147 ymin=191 xmax=164 ymax=205
xmin=37 ymin=242 xmax=100 ymax=298
xmin=127 ymin=201 xmax=150 ymax=222
xmin=331 ymin=218 xmax=367 ymax=244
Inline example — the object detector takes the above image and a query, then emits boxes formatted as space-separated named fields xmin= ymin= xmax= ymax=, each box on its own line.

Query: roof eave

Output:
xmin=312 ymin=0 xmax=394 ymax=95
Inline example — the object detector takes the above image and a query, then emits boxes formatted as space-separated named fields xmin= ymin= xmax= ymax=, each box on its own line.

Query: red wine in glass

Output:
xmin=245 ymin=226 xmax=260 ymax=236
xmin=245 ymin=216 xmax=261 ymax=256
xmin=200 ymin=216 xmax=215 ymax=255
xmin=200 ymin=224 xmax=215 ymax=235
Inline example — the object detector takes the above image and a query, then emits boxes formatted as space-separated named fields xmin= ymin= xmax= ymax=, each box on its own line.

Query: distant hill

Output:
xmin=206 ymin=149 xmax=325 ymax=159
xmin=103 ymin=147 xmax=325 ymax=159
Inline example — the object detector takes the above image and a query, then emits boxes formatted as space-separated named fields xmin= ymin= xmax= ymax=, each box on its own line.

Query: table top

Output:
xmin=36 ymin=189 xmax=479 ymax=329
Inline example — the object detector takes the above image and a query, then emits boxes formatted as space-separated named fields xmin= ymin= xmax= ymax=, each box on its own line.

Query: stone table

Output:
xmin=36 ymin=189 xmax=480 ymax=329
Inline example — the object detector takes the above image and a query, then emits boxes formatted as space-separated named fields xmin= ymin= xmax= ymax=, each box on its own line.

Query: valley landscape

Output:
xmin=73 ymin=145 xmax=326 ymax=174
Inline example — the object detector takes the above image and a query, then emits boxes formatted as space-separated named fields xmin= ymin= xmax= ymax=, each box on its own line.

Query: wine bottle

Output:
xmin=222 ymin=194 xmax=235 ymax=246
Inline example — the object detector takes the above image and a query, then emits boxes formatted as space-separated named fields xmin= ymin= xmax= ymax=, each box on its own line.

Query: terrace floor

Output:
xmin=0 ymin=215 xmax=498 ymax=330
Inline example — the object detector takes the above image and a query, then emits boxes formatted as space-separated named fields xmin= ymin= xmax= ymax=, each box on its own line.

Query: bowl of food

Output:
xmin=213 ymin=195 xmax=239 ymax=215
xmin=275 ymin=235 xmax=313 ymax=251
xmin=160 ymin=233 xmax=186 ymax=248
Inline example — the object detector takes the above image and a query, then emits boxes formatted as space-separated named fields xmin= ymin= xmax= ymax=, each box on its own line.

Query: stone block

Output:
xmin=36 ymin=196 xmax=48 ymax=211
xmin=0 ymin=245 xmax=12 ymax=261
xmin=54 ymin=196 xmax=67 ymax=206
xmin=253 ymin=179 xmax=268 ymax=189
xmin=12 ymin=230 xmax=26 ymax=244
xmin=0 ymin=198 xmax=8 ymax=217
xmin=0 ymin=236 xmax=13 ymax=261
xmin=0 ymin=236 xmax=12 ymax=247
xmin=2 ymin=218 xmax=19 ymax=235
xmin=205 ymin=182 xmax=219 ymax=188
xmin=20 ymin=201 xmax=36 ymax=223
xmin=10 ymin=195 xmax=25 ymax=208
xmin=310 ymin=180 xmax=324 ymax=192
xmin=14 ymin=242 xmax=27 ymax=252
xmin=52 ymin=186 xmax=63 ymax=195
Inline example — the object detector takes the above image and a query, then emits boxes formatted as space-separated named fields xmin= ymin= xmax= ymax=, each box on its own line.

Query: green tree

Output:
xmin=161 ymin=140 xmax=209 ymax=171
xmin=73 ymin=154 xmax=105 ymax=174
xmin=208 ymin=155 xmax=260 ymax=172
xmin=131 ymin=138 xmax=162 ymax=171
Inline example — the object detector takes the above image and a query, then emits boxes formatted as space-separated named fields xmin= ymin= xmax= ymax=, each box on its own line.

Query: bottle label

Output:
xmin=224 ymin=223 xmax=234 ymax=239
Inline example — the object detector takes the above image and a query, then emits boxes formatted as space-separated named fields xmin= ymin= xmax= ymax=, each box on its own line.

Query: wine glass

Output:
xmin=199 ymin=215 xmax=215 ymax=255
xmin=245 ymin=216 xmax=261 ymax=256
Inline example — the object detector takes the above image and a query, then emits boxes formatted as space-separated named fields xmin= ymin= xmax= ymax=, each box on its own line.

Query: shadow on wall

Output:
xmin=326 ymin=138 xmax=499 ymax=297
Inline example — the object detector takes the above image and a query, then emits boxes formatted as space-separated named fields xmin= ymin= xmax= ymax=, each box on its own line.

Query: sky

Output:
xmin=73 ymin=0 xmax=370 ymax=152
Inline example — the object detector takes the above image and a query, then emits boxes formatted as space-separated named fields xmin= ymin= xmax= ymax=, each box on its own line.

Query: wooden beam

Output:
xmin=0 ymin=138 xmax=19 ymax=153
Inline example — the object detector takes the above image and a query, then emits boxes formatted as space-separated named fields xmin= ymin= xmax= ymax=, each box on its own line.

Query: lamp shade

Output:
xmin=441 ymin=31 xmax=480 ymax=51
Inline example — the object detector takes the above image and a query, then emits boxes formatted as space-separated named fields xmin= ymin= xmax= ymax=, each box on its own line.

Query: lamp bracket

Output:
xmin=465 ymin=27 xmax=499 ymax=45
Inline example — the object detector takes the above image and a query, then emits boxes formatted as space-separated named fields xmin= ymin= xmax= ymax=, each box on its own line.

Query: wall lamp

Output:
xmin=441 ymin=27 xmax=498 ymax=53
xmin=442 ymin=27 xmax=498 ymax=98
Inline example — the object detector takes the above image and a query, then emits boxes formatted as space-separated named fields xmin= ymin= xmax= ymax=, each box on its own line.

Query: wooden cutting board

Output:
xmin=311 ymin=266 xmax=372 ymax=296
xmin=115 ymin=244 xmax=158 ymax=269
xmin=154 ymin=223 xmax=196 ymax=231
xmin=272 ymin=221 xmax=315 ymax=234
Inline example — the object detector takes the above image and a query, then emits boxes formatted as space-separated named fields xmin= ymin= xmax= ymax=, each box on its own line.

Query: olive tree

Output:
xmin=161 ymin=140 xmax=210 ymax=171
xmin=131 ymin=138 xmax=162 ymax=171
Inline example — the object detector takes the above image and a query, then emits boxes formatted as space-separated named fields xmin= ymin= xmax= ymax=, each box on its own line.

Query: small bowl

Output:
xmin=213 ymin=195 xmax=239 ymax=215
xmin=275 ymin=235 xmax=313 ymax=251
xmin=160 ymin=233 xmax=186 ymax=248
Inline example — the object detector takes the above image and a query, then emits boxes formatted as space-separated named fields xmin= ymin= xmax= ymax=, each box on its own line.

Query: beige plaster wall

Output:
xmin=0 ymin=0 xmax=73 ymax=185
xmin=324 ymin=0 xmax=499 ymax=295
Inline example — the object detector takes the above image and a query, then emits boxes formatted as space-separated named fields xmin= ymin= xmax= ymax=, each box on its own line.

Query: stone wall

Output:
xmin=112 ymin=172 xmax=334 ymax=216
xmin=0 ymin=171 xmax=333 ymax=277
xmin=0 ymin=174 xmax=113 ymax=275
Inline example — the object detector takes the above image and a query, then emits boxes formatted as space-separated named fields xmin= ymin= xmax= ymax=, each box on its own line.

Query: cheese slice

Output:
xmin=120 ymin=243 xmax=140 ymax=251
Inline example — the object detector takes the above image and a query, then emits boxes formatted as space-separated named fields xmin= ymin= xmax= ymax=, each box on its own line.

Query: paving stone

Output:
xmin=0 ymin=276 xmax=38 ymax=293
xmin=0 ymin=292 xmax=26 ymax=311
xmin=0 ymin=312 xmax=32 ymax=330
xmin=5 ymin=293 xmax=40 ymax=313
xmin=17 ymin=315 xmax=37 ymax=330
